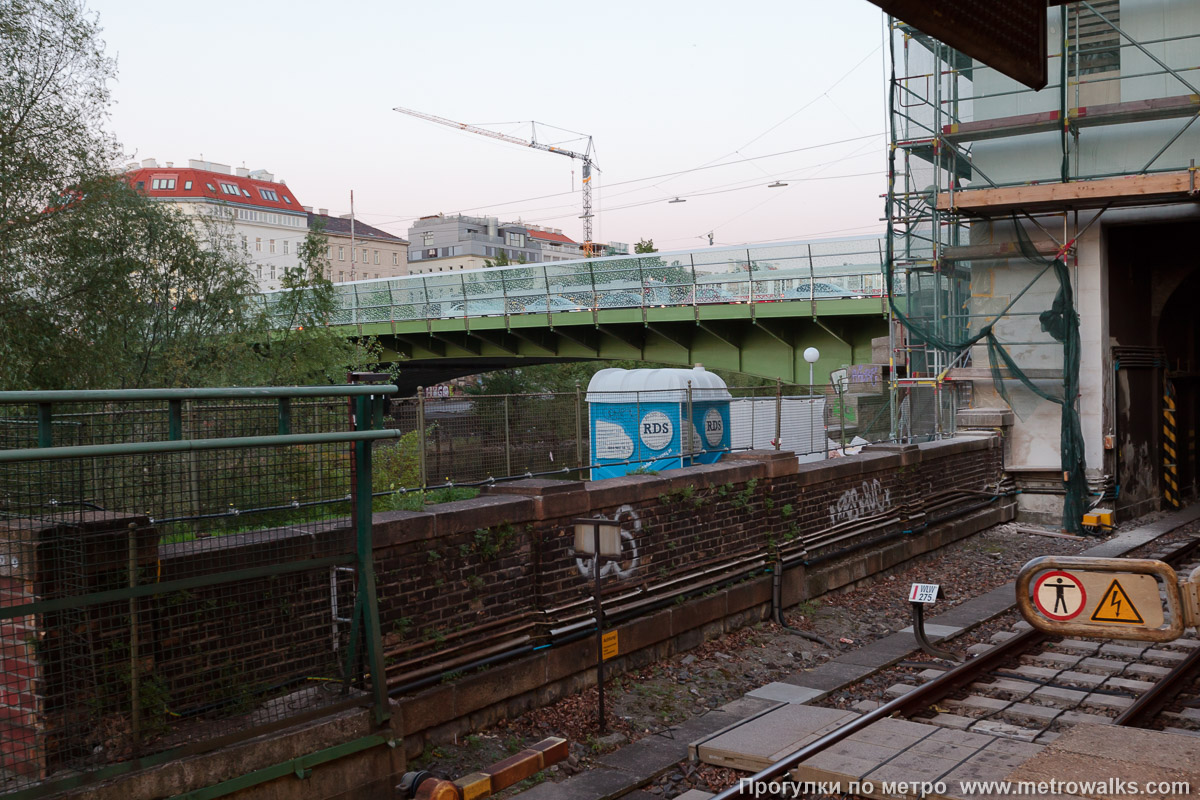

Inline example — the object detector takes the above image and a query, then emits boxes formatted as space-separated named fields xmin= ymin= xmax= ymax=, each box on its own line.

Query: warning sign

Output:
xmin=602 ymin=630 xmax=619 ymax=661
xmin=1017 ymin=557 xmax=1179 ymax=642
xmin=1090 ymin=579 xmax=1146 ymax=624
xmin=1033 ymin=571 xmax=1086 ymax=621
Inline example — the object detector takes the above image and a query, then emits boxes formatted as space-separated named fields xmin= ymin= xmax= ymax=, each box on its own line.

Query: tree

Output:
xmin=0 ymin=0 xmax=373 ymax=389
xmin=634 ymin=238 xmax=657 ymax=254
xmin=245 ymin=223 xmax=378 ymax=386
xmin=483 ymin=250 xmax=512 ymax=268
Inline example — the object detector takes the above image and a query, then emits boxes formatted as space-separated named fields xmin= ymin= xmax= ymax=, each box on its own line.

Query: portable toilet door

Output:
xmin=586 ymin=366 xmax=731 ymax=479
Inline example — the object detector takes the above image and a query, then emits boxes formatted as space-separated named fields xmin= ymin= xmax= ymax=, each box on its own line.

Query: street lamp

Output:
xmin=803 ymin=347 xmax=820 ymax=393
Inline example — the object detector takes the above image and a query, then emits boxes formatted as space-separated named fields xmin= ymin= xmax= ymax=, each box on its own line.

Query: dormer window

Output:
xmin=259 ymin=188 xmax=279 ymax=201
xmin=184 ymin=180 xmax=192 ymax=190
xmin=151 ymin=177 xmax=176 ymax=190
xmin=220 ymin=182 xmax=240 ymax=195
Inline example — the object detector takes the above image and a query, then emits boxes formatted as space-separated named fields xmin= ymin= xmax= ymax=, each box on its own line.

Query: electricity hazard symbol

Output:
xmin=1090 ymin=579 xmax=1146 ymax=624
xmin=1033 ymin=571 xmax=1086 ymax=621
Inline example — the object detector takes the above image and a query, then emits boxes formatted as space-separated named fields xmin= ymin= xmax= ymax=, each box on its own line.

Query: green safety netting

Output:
xmin=884 ymin=43 xmax=1086 ymax=534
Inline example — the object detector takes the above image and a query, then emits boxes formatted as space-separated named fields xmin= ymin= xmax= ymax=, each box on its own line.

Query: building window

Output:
xmin=220 ymin=182 xmax=240 ymax=195
xmin=423 ymin=232 xmax=434 ymax=246
xmin=506 ymin=232 xmax=524 ymax=248
xmin=392 ymin=252 xmax=399 ymax=266
xmin=255 ymin=238 xmax=262 ymax=252
xmin=184 ymin=180 xmax=192 ymax=190
xmin=269 ymin=239 xmax=276 ymax=254
xmin=270 ymin=266 xmax=276 ymax=280
xmin=241 ymin=189 xmax=250 ymax=197
xmin=338 ymin=271 xmax=344 ymax=282
xmin=151 ymin=177 xmax=176 ymax=190
xmin=259 ymin=188 xmax=279 ymax=201
xmin=362 ymin=248 xmax=368 ymax=263
xmin=283 ymin=196 xmax=292 ymax=204
xmin=256 ymin=265 xmax=262 ymax=280
xmin=327 ymin=245 xmax=333 ymax=258
xmin=338 ymin=246 xmax=345 ymax=261
xmin=241 ymin=235 xmax=248 ymax=249
xmin=373 ymin=250 xmax=379 ymax=265
xmin=283 ymin=240 xmax=289 ymax=255
xmin=206 ymin=183 xmax=216 ymax=192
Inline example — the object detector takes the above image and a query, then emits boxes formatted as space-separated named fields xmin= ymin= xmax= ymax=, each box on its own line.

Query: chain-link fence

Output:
xmin=374 ymin=379 xmax=942 ymax=493
xmin=0 ymin=387 xmax=393 ymax=797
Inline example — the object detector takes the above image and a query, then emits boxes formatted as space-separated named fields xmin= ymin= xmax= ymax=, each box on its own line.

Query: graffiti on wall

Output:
xmin=576 ymin=503 xmax=642 ymax=580
xmin=829 ymin=479 xmax=891 ymax=525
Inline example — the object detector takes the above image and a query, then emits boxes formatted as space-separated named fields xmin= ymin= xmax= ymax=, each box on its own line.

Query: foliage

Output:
xmin=634 ymin=238 xmax=657 ymax=254
xmin=0 ymin=1 xmax=372 ymax=389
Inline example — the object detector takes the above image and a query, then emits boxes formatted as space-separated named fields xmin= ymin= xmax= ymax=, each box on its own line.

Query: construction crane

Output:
xmin=393 ymin=106 xmax=598 ymax=256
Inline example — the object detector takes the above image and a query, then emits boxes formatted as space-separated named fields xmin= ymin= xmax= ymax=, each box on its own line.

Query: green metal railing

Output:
xmin=0 ymin=386 xmax=397 ymax=798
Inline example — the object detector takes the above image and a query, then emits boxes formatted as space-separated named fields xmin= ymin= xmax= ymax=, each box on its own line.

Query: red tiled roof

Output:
xmin=527 ymin=229 xmax=578 ymax=245
xmin=126 ymin=167 xmax=304 ymax=213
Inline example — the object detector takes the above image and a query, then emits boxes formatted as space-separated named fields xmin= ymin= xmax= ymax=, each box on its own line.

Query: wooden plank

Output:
xmin=938 ymin=170 xmax=1200 ymax=216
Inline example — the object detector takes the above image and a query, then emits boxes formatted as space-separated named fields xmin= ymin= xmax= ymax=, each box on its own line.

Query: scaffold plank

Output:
xmin=943 ymin=93 xmax=1200 ymax=144
xmin=937 ymin=170 xmax=1199 ymax=215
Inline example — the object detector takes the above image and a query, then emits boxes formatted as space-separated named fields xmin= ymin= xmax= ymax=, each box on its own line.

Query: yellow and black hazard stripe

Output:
xmin=1164 ymin=376 xmax=1180 ymax=508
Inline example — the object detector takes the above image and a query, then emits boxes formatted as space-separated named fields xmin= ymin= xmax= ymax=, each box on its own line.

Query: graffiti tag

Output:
xmin=829 ymin=479 xmax=891 ymax=525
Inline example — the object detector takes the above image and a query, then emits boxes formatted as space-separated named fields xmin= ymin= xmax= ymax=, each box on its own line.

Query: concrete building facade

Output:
xmin=307 ymin=209 xmax=409 ymax=283
xmin=405 ymin=213 xmax=629 ymax=274
xmin=125 ymin=158 xmax=307 ymax=292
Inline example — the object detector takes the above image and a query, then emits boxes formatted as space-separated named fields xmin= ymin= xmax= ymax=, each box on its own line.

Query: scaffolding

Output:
xmin=885 ymin=1 xmax=1200 ymax=530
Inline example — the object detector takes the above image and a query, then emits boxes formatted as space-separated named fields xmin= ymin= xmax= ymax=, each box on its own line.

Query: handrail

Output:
xmin=0 ymin=385 xmax=398 ymax=404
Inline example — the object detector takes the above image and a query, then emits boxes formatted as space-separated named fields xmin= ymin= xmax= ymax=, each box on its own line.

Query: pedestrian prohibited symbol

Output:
xmin=1017 ymin=556 xmax=1181 ymax=643
xmin=1090 ymin=579 xmax=1145 ymax=624
xmin=1033 ymin=570 xmax=1086 ymax=621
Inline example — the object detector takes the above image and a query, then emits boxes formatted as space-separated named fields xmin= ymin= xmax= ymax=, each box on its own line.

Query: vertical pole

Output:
xmin=36 ymin=403 xmax=52 ymax=448
xmin=576 ymin=381 xmax=585 ymax=473
xmin=775 ymin=378 xmax=783 ymax=451
xmin=594 ymin=523 xmax=606 ymax=733
xmin=839 ymin=382 xmax=847 ymax=454
xmin=504 ymin=395 xmax=512 ymax=477
xmin=416 ymin=388 xmax=427 ymax=490
xmin=354 ymin=394 xmax=391 ymax=724
xmin=128 ymin=522 xmax=140 ymax=748
xmin=686 ymin=380 xmax=694 ymax=464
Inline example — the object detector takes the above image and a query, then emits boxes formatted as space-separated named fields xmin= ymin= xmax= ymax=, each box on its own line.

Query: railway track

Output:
xmin=877 ymin=535 xmax=1200 ymax=741
xmin=706 ymin=511 xmax=1200 ymax=800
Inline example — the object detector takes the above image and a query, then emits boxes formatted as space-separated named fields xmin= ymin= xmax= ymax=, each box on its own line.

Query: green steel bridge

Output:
xmin=261 ymin=235 xmax=895 ymax=392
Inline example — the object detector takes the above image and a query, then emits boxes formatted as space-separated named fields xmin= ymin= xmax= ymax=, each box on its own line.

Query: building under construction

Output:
xmin=887 ymin=0 xmax=1200 ymax=529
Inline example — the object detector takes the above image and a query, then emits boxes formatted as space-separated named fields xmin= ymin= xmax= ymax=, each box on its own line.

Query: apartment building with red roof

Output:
xmin=125 ymin=158 xmax=308 ymax=291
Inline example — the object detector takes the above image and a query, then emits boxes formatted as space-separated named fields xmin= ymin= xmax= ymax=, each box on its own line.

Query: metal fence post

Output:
xmin=686 ymin=381 xmax=694 ymax=462
xmin=354 ymin=393 xmax=390 ymax=725
xmin=416 ymin=388 xmax=427 ymax=490
xmin=128 ymin=521 xmax=140 ymax=747
xmin=576 ymin=381 xmax=585 ymax=473
xmin=504 ymin=395 xmax=512 ymax=477
xmin=775 ymin=378 xmax=783 ymax=451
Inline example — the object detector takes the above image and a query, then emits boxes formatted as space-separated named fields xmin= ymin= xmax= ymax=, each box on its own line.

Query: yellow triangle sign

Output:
xmin=1090 ymin=579 xmax=1145 ymax=624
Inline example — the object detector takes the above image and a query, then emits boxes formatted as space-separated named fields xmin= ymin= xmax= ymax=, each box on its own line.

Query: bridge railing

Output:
xmin=261 ymin=235 xmax=892 ymax=328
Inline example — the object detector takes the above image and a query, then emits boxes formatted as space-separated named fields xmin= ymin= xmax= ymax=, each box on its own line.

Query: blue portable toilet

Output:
xmin=586 ymin=366 xmax=732 ymax=480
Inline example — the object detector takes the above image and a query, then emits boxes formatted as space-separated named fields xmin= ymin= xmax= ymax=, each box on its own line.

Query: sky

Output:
xmin=91 ymin=0 xmax=888 ymax=252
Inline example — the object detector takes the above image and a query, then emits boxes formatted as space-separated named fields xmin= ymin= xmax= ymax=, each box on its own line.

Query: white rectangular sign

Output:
xmin=909 ymin=583 xmax=940 ymax=604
